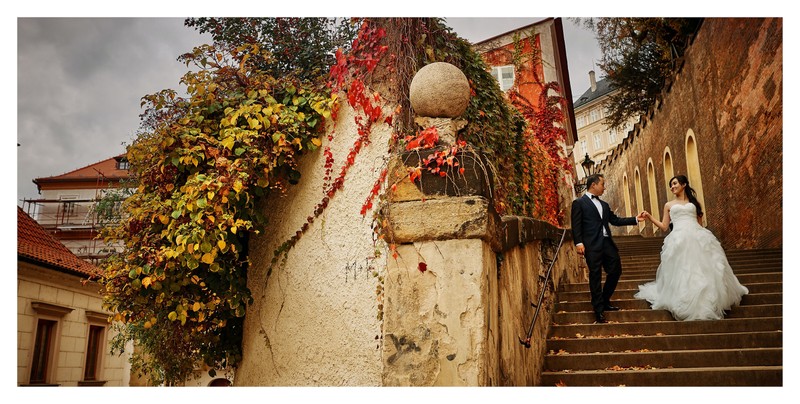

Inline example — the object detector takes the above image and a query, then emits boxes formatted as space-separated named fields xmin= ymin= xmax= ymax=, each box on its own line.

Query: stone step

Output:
xmin=541 ymin=240 xmax=782 ymax=387
xmin=554 ymin=292 xmax=782 ymax=311
xmin=618 ymin=264 xmax=783 ymax=275
xmin=545 ymin=330 xmax=783 ymax=353
xmin=618 ymin=250 xmax=782 ymax=261
xmin=544 ymin=347 xmax=782 ymax=371
xmin=557 ymin=282 xmax=783 ymax=301
xmin=552 ymin=304 xmax=782 ymax=324
xmin=620 ymin=264 xmax=783 ymax=277
xmin=547 ymin=316 xmax=783 ymax=338
xmin=540 ymin=365 xmax=782 ymax=386
xmin=619 ymin=257 xmax=783 ymax=267
xmin=557 ymin=272 xmax=782 ymax=292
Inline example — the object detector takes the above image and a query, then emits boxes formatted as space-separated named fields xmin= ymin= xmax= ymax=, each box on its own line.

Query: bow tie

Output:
xmin=590 ymin=195 xmax=599 ymax=200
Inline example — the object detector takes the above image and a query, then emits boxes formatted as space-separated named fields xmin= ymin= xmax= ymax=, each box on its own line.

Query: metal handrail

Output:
xmin=518 ymin=227 xmax=567 ymax=348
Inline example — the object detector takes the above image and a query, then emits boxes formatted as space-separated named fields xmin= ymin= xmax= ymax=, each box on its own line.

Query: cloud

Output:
xmin=17 ymin=18 xmax=210 ymax=203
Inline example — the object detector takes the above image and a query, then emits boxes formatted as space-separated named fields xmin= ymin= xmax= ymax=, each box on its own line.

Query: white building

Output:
xmin=571 ymin=71 xmax=638 ymax=182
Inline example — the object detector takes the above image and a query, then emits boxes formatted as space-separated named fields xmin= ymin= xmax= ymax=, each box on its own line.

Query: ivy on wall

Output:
xmin=99 ymin=18 xmax=571 ymax=386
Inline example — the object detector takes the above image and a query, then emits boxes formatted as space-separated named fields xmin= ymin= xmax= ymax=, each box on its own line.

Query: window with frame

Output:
xmin=82 ymin=311 xmax=109 ymax=385
xmin=589 ymin=108 xmax=599 ymax=122
xmin=594 ymin=132 xmax=602 ymax=149
xmin=117 ymin=159 xmax=129 ymax=170
xmin=490 ymin=65 xmax=515 ymax=92
xmin=580 ymin=139 xmax=587 ymax=155
xmin=576 ymin=115 xmax=586 ymax=128
xmin=28 ymin=302 xmax=72 ymax=385
xmin=83 ymin=325 xmax=104 ymax=381
xmin=609 ymin=128 xmax=617 ymax=144
xmin=29 ymin=319 xmax=57 ymax=384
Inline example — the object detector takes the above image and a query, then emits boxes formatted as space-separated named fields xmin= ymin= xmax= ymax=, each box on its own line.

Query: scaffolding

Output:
xmin=22 ymin=197 xmax=123 ymax=265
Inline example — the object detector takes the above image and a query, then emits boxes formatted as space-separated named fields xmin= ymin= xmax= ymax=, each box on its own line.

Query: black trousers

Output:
xmin=584 ymin=237 xmax=622 ymax=314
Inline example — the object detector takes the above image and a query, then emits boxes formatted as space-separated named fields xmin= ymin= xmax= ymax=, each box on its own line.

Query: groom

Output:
xmin=571 ymin=173 xmax=646 ymax=323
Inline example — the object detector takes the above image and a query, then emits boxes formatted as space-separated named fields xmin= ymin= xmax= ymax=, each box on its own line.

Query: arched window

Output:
xmin=647 ymin=159 xmax=660 ymax=233
xmin=663 ymin=147 xmax=675 ymax=197
xmin=634 ymin=167 xmax=645 ymax=233
xmin=623 ymin=174 xmax=633 ymax=234
xmin=685 ymin=130 xmax=707 ymax=226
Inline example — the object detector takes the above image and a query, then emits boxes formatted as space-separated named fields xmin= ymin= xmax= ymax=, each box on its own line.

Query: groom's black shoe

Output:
xmin=603 ymin=304 xmax=621 ymax=311
xmin=594 ymin=312 xmax=607 ymax=324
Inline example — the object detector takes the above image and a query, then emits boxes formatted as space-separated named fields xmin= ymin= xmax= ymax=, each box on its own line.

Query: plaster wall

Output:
xmin=236 ymin=102 xmax=393 ymax=385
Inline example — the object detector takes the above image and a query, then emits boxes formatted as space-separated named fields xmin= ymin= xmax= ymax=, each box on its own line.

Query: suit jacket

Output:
xmin=571 ymin=194 xmax=637 ymax=252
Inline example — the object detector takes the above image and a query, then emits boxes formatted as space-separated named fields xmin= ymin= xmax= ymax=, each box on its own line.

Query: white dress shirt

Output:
xmin=586 ymin=192 xmax=609 ymax=237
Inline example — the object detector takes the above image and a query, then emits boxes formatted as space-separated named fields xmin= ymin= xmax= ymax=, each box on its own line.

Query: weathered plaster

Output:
xmin=236 ymin=102 xmax=393 ymax=386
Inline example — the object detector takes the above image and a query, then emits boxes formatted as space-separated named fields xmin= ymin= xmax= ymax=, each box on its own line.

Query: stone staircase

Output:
xmin=540 ymin=235 xmax=783 ymax=386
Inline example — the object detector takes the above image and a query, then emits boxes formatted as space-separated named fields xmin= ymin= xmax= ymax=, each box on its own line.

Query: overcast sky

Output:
xmin=14 ymin=16 xmax=602 ymax=204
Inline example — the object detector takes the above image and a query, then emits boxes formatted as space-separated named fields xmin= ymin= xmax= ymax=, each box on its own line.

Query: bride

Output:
xmin=634 ymin=175 xmax=748 ymax=321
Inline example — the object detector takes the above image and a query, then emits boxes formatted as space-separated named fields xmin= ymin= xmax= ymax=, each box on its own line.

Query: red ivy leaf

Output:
xmin=418 ymin=262 xmax=427 ymax=273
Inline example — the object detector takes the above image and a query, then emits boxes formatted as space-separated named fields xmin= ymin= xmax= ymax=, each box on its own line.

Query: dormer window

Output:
xmin=117 ymin=159 xmax=129 ymax=170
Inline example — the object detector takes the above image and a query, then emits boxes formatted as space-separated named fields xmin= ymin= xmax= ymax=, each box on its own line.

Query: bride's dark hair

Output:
xmin=671 ymin=175 xmax=704 ymax=217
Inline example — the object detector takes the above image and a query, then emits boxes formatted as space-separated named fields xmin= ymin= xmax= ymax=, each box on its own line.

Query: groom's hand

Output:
xmin=636 ymin=211 xmax=648 ymax=222
xmin=576 ymin=245 xmax=585 ymax=255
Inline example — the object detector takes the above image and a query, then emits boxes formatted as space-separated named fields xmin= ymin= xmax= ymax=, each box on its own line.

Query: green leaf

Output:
xmin=196 ymin=198 xmax=207 ymax=208
xmin=171 ymin=209 xmax=182 ymax=219
xmin=234 ymin=147 xmax=246 ymax=156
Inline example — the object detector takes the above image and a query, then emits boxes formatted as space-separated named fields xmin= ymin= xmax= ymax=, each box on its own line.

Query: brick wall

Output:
xmin=596 ymin=18 xmax=782 ymax=249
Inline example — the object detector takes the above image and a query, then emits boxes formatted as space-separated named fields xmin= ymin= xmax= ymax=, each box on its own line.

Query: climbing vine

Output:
xmin=99 ymin=41 xmax=335 ymax=385
xmin=98 ymin=18 xmax=572 ymax=385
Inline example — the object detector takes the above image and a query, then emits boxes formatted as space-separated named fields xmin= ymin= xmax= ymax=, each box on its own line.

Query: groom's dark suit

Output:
xmin=571 ymin=193 xmax=637 ymax=317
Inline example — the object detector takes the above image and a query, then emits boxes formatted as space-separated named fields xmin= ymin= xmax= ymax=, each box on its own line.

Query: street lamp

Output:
xmin=574 ymin=153 xmax=596 ymax=194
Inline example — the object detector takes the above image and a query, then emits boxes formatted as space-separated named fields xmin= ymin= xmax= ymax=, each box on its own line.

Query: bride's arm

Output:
xmin=648 ymin=203 xmax=671 ymax=232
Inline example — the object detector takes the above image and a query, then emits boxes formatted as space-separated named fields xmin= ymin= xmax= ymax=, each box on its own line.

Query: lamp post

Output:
xmin=574 ymin=153 xmax=596 ymax=194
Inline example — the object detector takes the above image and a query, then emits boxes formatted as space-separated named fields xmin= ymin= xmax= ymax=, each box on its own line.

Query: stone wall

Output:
xmin=381 ymin=148 xmax=582 ymax=386
xmin=496 ymin=217 xmax=584 ymax=386
xmin=597 ymin=18 xmax=782 ymax=249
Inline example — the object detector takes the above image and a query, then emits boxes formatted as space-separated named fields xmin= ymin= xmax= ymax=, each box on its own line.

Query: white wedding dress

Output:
xmin=634 ymin=203 xmax=749 ymax=321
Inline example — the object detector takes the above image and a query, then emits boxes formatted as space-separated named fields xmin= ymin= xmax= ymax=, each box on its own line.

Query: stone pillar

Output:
xmin=381 ymin=63 xmax=501 ymax=386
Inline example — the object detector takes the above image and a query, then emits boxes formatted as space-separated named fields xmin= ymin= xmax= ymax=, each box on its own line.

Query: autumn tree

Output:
xmin=184 ymin=17 xmax=359 ymax=81
xmin=577 ymin=18 xmax=702 ymax=129
xmin=100 ymin=41 xmax=335 ymax=385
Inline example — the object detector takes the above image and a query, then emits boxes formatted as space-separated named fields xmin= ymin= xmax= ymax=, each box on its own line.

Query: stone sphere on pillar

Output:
xmin=409 ymin=62 xmax=470 ymax=118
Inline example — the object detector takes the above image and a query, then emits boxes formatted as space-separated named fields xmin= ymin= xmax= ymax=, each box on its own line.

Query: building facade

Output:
xmin=571 ymin=71 xmax=639 ymax=183
xmin=473 ymin=17 xmax=577 ymax=146
xmin=24 ymin=155 xmax=130 ymax=264
xmin=17 ymin=207 xmax=131 ymax=386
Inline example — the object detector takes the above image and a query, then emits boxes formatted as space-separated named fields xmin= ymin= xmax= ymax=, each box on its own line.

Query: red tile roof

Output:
xmin=34 ymin=154 xmax=130 ymax=190
xmin=17 ymin=207 xmax=99 ymax=277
